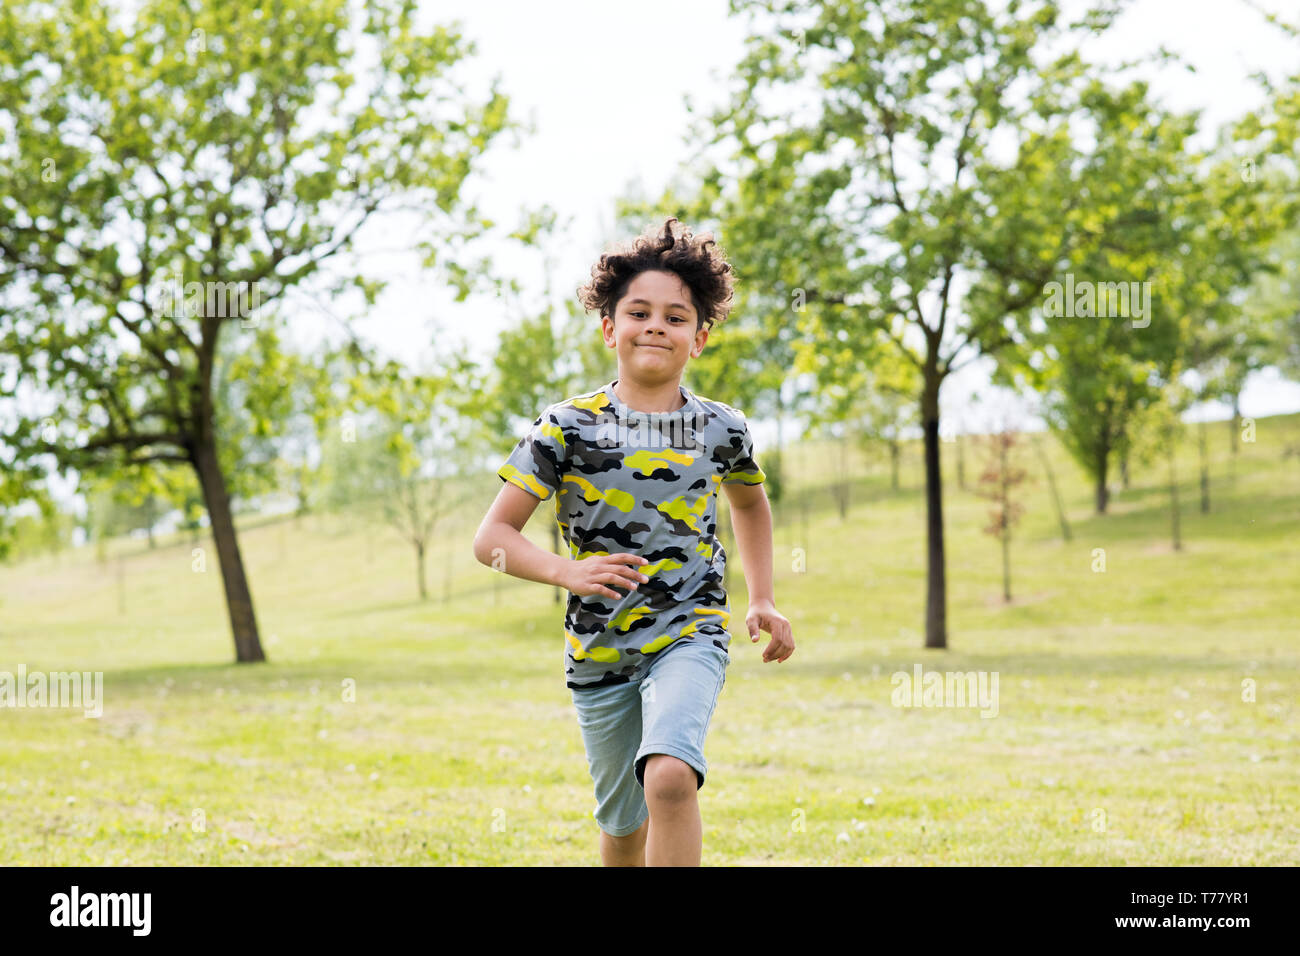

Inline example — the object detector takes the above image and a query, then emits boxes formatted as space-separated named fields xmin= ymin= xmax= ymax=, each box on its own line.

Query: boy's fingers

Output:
xmin=613 ymin=555 xmax=649 ymax=581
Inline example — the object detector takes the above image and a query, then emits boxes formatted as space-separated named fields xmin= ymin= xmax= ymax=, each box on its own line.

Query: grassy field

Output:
xmin=1 ymin=411 xmax=1297 ymax=865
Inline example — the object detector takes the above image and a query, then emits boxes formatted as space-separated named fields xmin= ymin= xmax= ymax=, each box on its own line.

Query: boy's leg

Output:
xmin=634 ymin=639 xmax=729 ymax=867
xmin=642 ymin=754 xmax=702 ymax=866
xmin=570 ymin=681 xmax=648 ymax=864
xmin=600 ymin=816 xmax=648 ymax=866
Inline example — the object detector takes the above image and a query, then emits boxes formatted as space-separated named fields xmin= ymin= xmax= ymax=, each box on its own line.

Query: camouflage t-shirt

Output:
xmin=497 ymin=378 xmax=766 ymax=689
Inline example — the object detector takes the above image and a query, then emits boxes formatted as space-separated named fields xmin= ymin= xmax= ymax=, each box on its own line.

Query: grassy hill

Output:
xmin=1 ymin=411 xmax=1296 ymax=864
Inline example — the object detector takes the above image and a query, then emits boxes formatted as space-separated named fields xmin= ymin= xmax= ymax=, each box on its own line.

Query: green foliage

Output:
xmin=0 ymin=455 xmax=42 ymax=561
xmin=1242 ymin=223 xmax=1300 ymax=384
xmin=992 ymin=70 xmax=1298 ymax=505
xmin=0 ymin=497 xmax=69 ymax=564
xmin=0 ymin=0 xmax=515 ymax=500
xmin=0 ymin=0 xmax=525 ymax=652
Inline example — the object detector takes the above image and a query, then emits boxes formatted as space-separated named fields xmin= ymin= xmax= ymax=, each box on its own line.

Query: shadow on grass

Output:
xmin=785 ymin=649 xmax=1283 ymax=681
xmin=1062 ymin=487 xmax=1299 ymax=544
xmin=88 ymin=654 xmax=545 ymax=698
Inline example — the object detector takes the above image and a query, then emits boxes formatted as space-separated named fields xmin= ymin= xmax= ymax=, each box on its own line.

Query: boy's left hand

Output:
xmin=745 ymin=599 xmax=794 ymax=663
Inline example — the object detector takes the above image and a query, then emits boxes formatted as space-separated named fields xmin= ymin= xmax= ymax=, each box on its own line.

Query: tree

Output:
xmin=997 ymin=76 xmax=1200 ymax=516
xmin=1174 ymin=148 xmax=1299 ymax=513
xmin=327 ymin=349 xmax=481 ymax=601
xmin=1150 ymin=388 xmax=1187 ymax=551
xmin=804 ymin=353 xmax=919 ymax=496
xmin=84 ymin=467 xmax=173 ymax=551
xmin=973 ymin=426 xmax=1029 ymax=602
xmin=680 ymin=0 xmax=1217 ymax=648
xmin=0 ymin=0 xmax=518 ymax=661
xmin=1001 ymin=63 xmax=1298 ymax=515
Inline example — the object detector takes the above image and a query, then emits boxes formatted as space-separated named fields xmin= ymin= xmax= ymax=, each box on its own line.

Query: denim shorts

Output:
xmin=569 ymin=637 xmax=730 ymax=837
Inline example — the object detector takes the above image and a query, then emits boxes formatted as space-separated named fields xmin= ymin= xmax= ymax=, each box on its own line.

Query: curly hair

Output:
xmin=576 ymin=217 xmax=736 ymax=331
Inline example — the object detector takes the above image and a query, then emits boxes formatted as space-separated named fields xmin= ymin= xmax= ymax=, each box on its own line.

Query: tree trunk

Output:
xmin=1119 ymin=452 xmax=1130 ymax=490
xmin=1229 ymin=393 xmax=1240 ymax=486
xmin=889 ymin=439 xmax=900 ymax=492
xmin=1094 ymin=444 xmax=1110 ymax=514
xmin=1001 ymin=528 xmax=1011 ymax=603
xmin=999 ymin=435 xmax=1011 ymax=602
xmin=416 ymin=539 xmax=427 ymax=600
xmin=921 ymin=383 xmax=947 ymax=649
xmin=193 ymin=437 xmax=265 ymax=662
xmin=1197 ymin=418 xmax=1210 ymax=514
xmin=1033 ymin=434 xmax=1072 ymax=542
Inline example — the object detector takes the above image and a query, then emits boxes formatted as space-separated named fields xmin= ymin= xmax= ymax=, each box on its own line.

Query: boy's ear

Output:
xmin=691 ymin=328 xmax=709 ymax=357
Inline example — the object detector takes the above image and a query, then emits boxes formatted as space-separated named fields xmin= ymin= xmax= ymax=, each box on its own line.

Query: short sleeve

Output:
xmin=721 ymin=417 xmax=765 ymax=485
xmin=498 ymin=408 xmax=567 ymax=501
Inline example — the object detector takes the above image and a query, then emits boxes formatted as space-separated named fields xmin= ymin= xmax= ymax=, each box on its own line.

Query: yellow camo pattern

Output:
xmin=565 ymin=630 xmax=621 ymax=663
xmin=500 ymin=463 xmax=552 ymax=500
xmin=569 ymin=393 xmax=613 ymax=414
xmin=639 ymin=607 xmax=731 ymax=654
xmin=561 ymin=473 xmax=635 ymax=513
xmin=625 ymin=447 xmax=697 ymax=475
xmin=656 ymin=493 xmax=710 ymax=534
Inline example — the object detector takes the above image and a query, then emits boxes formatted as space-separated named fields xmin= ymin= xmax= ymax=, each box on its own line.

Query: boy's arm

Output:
xmin=722 ymin=481 xmax=774 ymax=604
xmin=722 ymin=481 xmax=794 ymax=663
xmin=473 ymin=483 xmax=571 ymax=589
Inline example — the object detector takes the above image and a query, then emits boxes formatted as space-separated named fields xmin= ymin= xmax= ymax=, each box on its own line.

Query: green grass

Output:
xmin=1 ymin=412 xmax=1297 ymax=865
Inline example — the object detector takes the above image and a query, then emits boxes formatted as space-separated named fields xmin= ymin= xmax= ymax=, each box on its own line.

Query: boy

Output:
xmin=472 ymin=217 xmax=794 ymax=866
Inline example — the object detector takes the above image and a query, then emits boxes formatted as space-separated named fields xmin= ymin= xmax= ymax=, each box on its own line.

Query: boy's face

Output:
xmin=600 ymin=270 xmax=708 ymax=384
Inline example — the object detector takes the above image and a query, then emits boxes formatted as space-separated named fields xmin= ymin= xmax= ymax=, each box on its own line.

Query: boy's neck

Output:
xmin=612 ymin=376 xmax=687 ymax=414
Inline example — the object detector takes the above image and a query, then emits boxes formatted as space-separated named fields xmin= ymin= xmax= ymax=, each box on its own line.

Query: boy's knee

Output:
xmin=642 ymin=754 xmax=698 ymax=803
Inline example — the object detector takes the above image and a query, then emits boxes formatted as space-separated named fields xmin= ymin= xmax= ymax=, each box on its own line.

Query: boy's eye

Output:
xmin=631 ymin=311 xmax=685 ymax=322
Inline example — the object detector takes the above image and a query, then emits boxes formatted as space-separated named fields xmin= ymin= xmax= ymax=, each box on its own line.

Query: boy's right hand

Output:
xmin=561 ymin=553 xmax=650 ymax=600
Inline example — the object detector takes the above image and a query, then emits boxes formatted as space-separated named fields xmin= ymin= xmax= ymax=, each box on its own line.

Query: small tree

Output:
xmin=1149 ymin=387 xmax=1188 ymax=551
xmin=974 ymin=427 xmax=1030 ymax=603
xmin=327 ymin=352 xmax=479 ymax=601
